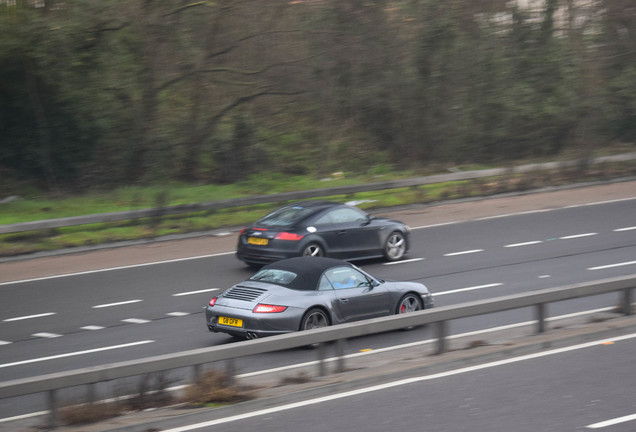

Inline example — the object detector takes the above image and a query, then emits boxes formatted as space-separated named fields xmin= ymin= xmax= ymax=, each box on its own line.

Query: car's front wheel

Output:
xmin=384 ymin=231 xmax=407 ymax=261
xmin=396 ymin=293 xmax=422 ymax=314
xmin=396 ymin=293 xmax=423 ymax=330
xmin=300 ymin=308 xmax=330 ymax=331
xmin=302 ymin=243 xmax=324 ymax=258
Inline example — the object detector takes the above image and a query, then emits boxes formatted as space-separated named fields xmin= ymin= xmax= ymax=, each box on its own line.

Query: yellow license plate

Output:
xmin=248 ymin=237 xmax=268 ymax=245
xmin=219 ymin=316 xmax=243 ymax=327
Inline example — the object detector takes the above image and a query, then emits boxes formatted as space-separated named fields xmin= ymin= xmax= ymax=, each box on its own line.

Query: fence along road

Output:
xmin=2 ymin=153 xmax=635 ymax=235
xmin=0 ymin=274 xmax=634 ymax=429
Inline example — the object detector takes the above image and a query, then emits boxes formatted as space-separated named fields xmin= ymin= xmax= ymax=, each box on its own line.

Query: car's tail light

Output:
xmin=240 ymin=227 xmax=268 ymax=235
xmin=209 ymin=297 xmax=217 ymax=307
xmin=253 ymin=304 xmax=288 ymax=313
xmin=274 ymin=232 xmax=304 ymax=241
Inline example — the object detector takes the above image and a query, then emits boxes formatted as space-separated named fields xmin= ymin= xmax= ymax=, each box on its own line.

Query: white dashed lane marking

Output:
xmin=383 ymin=258 xmax=424 ymax=266
xmin=435 ymin=283 xmax=504 ymax=296
xmin=2 ymin=312 xmax=56 ymax=322
xmin=173 ymin=288 xmax=219 ymax=296
xmin=81 ymin=325 xmax=105 ymax=331
xmin=588 ymin=261 xmax=636 ymax=271
xmin=444 ymin=249 xmax=483 ymax=256
xmin=92 ymin=300 xmax=142 ymax=309
xmin=32 ymin=333 xmax=62 ymax=339
xmin=505 ymin=241 xmax=543 ymax=248
xmin=122 ymin=318 xmax=150 ymax=324
xmin=559 ymin=233 xmax=598 ymax=240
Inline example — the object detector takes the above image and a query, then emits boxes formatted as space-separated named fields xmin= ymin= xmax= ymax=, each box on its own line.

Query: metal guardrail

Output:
xmin=2 ymin=153 xmax=635 ymax=235
xmin=0 ymin=275 xmax=634 ymax=428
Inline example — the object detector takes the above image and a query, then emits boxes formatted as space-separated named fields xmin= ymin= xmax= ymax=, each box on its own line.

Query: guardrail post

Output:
xmin=436 ymin=321 xmax=448 ymax=355
xmin=335 ymin=339 xmax=347 ymax=373
xmin=536 ymin=303 xmax=546 ymax=333
xmin=47 ymin=389 xmax=58 ymax=429
xmin=87 ymin=383 xmax=96 ymax=404
xmin=317 ymin=343 xmax=327 ymax=376
xmin=622 ymin=288 xmax=633 ymax=315
xmin=192 ymin=364 xmax=202 ymax=382
xmin=225 ymin=359 xmax=236 ymax=386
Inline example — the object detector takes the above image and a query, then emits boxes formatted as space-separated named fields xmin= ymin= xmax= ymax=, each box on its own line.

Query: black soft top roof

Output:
xmin=260 ymin=257 xmax=352 ymax=290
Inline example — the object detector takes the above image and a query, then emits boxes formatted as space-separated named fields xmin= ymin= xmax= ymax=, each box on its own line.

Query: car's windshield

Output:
xmin=250 ymin=269 xmax=297 ymax=285
xmin=258 ymin=206 xmax=315 ymax=227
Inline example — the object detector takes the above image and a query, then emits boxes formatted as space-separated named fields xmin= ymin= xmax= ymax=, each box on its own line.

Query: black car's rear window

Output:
xmin=250 ymin=269 xmax=297 ymax=285
xmin=258 ymin=206 xmax=316 ymax=227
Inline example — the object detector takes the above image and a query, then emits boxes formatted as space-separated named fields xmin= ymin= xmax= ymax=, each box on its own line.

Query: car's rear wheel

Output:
xmin=302 ymin=243 xmax=324 ymax=258
xmin=300 ymin=308 xmax=330 ymax=331
xmin=384 ymin=231 xmax=407 ymax=261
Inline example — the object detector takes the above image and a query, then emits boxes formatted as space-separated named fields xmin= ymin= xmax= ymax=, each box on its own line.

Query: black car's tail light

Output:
xmin=253 ymin=304 xmax=288 ymax=313
xmin=274 ymin=232 xmax=304 ymax=241
xmin=208 ymin=297 xmax=217 ymax=307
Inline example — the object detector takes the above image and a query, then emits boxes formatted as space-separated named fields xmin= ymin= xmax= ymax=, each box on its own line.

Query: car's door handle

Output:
xmin=338 ymin=231 xmax=347 ymax=235
xmin=339 ymin=298 xmax=349 ymax=304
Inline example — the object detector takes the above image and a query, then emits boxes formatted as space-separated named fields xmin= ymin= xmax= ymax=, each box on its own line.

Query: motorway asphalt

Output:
xmin=3 ymin=178 xmax=636 ymax=431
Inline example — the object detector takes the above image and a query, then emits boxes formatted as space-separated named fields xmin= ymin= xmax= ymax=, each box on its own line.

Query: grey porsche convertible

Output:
xmin=206 ymin=257 xmax=434 ymax=339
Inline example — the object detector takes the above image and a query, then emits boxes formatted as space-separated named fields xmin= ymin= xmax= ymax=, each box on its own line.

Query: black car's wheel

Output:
xmin=384 ymin=231 xmax=407 ymax=261
xmin=302 ymin=243 xmax=324 ymax=258
xmin=300 ymin=308 xmax=330 ymax=331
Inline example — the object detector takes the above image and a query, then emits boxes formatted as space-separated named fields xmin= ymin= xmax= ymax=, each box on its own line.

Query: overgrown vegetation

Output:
xmin=57 ymin=369 xmax=257 ymax=427
xmin=1 ymin=0 xmax=634 ymax=194
xmin=183 ymin=370 xmax=255 ymax=406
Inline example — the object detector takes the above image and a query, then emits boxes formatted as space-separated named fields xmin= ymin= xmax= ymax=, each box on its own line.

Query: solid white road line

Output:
xmin=0 ymin=340 xmax=154 ymax=369
xmin=0 ymin=252 xmax=235 ymax=287
xmin=587 ymin=413 xmax=636 ymax=429
xmin=163 ymin=333 xmax=636 ymax=432
xmin=237 ymin=306 xmax=620 ymax=379
xmin=2 ymin=312 xmax=56 ymax=322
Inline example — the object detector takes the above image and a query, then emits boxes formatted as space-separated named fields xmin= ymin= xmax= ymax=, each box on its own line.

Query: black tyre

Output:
xmin=302 ymin=243 xmax=324 ymax=258
xmin=300 ymin=308 xmax=330 ymax=331
xmin=383 ymin=231 xmax=407 ymax=261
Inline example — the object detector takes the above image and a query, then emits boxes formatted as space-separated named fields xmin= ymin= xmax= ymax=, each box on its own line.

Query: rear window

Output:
xmin=258 ymin=206 xmax=315 ymax=227
xmin=250 ymin=269 xmax=297 ymax=285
